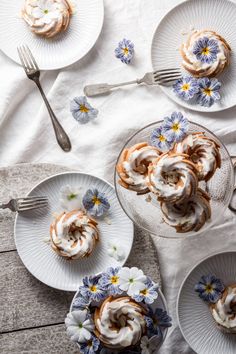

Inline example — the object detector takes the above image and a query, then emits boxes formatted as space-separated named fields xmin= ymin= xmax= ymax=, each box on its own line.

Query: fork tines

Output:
xmin=17 ymin=45 xmax=39 ymax=73
xmin=154 ymin=68 xmax=182 ymax=84
xmin=17 ymin=196 xmax=48 ymax=212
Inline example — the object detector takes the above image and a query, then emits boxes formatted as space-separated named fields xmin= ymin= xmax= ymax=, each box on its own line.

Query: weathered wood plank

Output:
xmin=0 ymin=163 xmax=70 ymax=252
xmin=0 ymin=251 xmax=73 ymax=332
xmin=0 ymin=324 xmax=79 ymax=354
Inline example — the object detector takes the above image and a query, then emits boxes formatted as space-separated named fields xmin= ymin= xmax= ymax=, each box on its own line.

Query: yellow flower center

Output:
xmin=203 ymin=88 xmax=212 ymax=96
xmin=111 ymin=276 xmax=119 ymax=284
xmin=172 ymin=123 xmax=180 ymax=132
xmin=80 ymin=105 xmax=89 ymax=113
xmin=201 ymin=47 xmax=210 ymax=56
xmin=90 ymin=285 xmax=97 ymax=292
xmin=123 ymin=47 xmax=129 ymax=55
xmin=92 ymin=196 xmax=101 ymax=205
xmin=159 ymin=135 xmax=166 ymax=142
xmin=181 ymin=83 xmax=190 ymax=91
xmin=205 ymin=284 xmax=213 ymax=293
xmin=140 ymin=288 xmax=148 ymax=296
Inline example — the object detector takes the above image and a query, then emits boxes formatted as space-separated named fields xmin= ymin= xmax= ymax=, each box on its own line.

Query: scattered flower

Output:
xmin=99 ymin=267 xmax=123 ymax=296
xmin=193 ymin=37 xmax=219 ymax=64
xmin=150 ymin=126 xmax=173 ymax=151
xmin=70 ymin=96 xmax=98 ymax=124
xmin=145 ymin=307 xmax=172 ymax=336
xmin=65 ymin=310 xmax=94 ymax=343
xmin=115 ymin=38 xmax=134 ymax=64
xmin=32 ymin=0 xmax=60 ymax=25
xmin=83 ymin=189 xmax=110 ymax=217
xmin=107 ymin=242 xmax=125 ymax=262
xmin=118 ymin=267 xmax=146 ymax=296
xmin=79 ymin=335 xmax=100 ymax=354
xmin=140 ymin=335 xmax=162 ymax=354
xmin=163 ymin=111 xmax=189 ymax=142
xmin=79 ymin=275 xmax=106 ymax=302
xmin=197 ymin=77 xmax=221 ymax=107
xmin=59 ymin=185 xmax=82 ymax=211
xmin=133 ymin=277 xmax=159 ymax=304
xmin=73 ymin=295 xmax=91 ymax=310
xmin=173 ymin=76 xmax=199 ymax=101
xmin=194 ymin=274 xmax=225 ymax=303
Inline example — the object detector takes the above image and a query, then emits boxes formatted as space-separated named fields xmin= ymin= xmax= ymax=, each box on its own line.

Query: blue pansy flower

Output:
xmin=197 ymin=77 xmax=221 ymax=107
xmin=195 ymin=274 xmax=225 ymax=303
xmin=83 ymin=189 xmax=110 ymax=217
xmin=79 ymin=275 xmax=106 ymax=302
xmin=193 ymin=37 xmax=219 ymax=64
xmin=132 ymin=277 xmax=159 ymax=304
xmin=115 ymin=38 xmax=134 ymax=64
xmin=70 ymin=96 xmax=98 ymax=124
xmin=150 ymin=126 xmax=173 ymax=151
xmin=73 ymin=295 xmax=91 ymax=310
xmin=173 ymin=76 xmax=199 ymax=101
xmin=99 ymin=267 xmax=123 ymax=296
xmin=79 ymin=335 xmax=100 ymax=354
xmin=163 ymin=111 xmax=189 ymax=142
xmin=145 ymin=307 xmax=172 ymax=336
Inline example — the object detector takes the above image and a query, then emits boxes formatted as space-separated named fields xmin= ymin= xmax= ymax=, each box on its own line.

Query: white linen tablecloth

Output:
xmin=0 ymin=0 xmax=236 ymax=353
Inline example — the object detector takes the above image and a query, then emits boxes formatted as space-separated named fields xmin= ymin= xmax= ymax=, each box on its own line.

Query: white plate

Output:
xmin=0 ymin=0 xmax=104 ymax=70
xmin=177 ymin=251 xmax=236 ymax=354
xmin=151 ymin=0 xmax=236 ymax=112
xmin=14 ymin=172 xmax=134 ymax=291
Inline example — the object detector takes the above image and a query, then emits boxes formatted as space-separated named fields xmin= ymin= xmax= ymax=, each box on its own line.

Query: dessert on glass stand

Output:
xmin=115 ymin=112 xmax=234 ymax=238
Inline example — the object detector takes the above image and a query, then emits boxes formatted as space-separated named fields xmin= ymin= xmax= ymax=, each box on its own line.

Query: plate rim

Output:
xmin=177 ymin=250 xmax=236 ymax=353
xmin=14 ymin=171 xmax=134 ymax=291
xmin=151 ymin=0 xmax=236 ymax=113
xmin=0 ymin=0 xmax=104 ymax=70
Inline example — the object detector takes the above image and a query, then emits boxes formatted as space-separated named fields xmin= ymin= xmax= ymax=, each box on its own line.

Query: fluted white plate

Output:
xmin=151 ymin=0 xmax=236 ymax=112
xmin=14 ymin=172 xmax=134 ymax=291
xmin=177 ymin=251 xmax=236 ymax=354
xmin=0 ymin=0 xmax=104 ymax=70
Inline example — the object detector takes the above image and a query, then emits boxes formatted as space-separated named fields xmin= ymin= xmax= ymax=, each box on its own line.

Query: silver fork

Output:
xmin=84 ymin=68 xmax=182 ymax=97
xmin=0 ymin=196 xmax=48 ymax=212
xmin=17 ymin=45 xmax=71 ymax=152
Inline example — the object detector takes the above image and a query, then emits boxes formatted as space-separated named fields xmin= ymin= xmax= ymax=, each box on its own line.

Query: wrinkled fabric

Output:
xmin=0 ymin=0 xmax=236 ymax=353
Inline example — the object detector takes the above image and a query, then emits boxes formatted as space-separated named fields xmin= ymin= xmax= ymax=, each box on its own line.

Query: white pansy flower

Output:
xmin=118 ymin=267 xmax=146 ymax=296
xmin=32 ymin=0 xmax=60 ymax=24
xmin=107 ymin=243 xmax=125 ymax=262
xmin=59 ymin=185 xmax=82 ymax=211
xmin=140 ymin=335 xmax=161 ymax=354
xmin=65 ymin=310 xmax=94 ymax=343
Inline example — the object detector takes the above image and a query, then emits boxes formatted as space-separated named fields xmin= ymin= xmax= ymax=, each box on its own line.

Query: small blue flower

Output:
xmin=150 ymin=127 xmax=173 ymax=151
xmin=79 ymin=275 xmax=106 ymax=303
xmin=173 ymin=76 xmax=199 ymax=101
xmin=163 ymin=112 xmax=189 ymax=142
xmin=83 ymin=189 xmax=110 ymax=217
xmin=196 ymin=77 xmax=221 ymax=107
xmin=195 ymin=274 xmax=225 ymax=303
xmin=132 ymin=277 xmax=159 ymax=304
xmin=73 ymin=295 xmax=91 ymax=310
xmin=193 ymin=37 xmax=219 ymax=64
xmin=115 ymin=38 xmax=134 ymax=64
xmin=145 ymin=307 xmax=172 ymax=336
xmin=70 ymin=96 xmax=98 ymax=124
xmin=79 ymin=335 xmax=100 ymax=354
xmin=99 ymin=267 xmax=123 ymax=296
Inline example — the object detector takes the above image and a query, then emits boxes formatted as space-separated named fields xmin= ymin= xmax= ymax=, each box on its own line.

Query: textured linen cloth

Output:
xmin=0 ymin=0 xmax=236 ymax=353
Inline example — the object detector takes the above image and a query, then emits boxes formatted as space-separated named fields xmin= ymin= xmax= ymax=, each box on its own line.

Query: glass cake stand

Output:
xmin=114 ymin=121 xmax=234 ymax=239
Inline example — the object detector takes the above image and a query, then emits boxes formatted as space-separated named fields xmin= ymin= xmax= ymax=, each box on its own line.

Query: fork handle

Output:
xmin=0 ymin=203 xmax=8 ymax=209
xmin=34 ymin=80 xmax=71 ymax=152
xmin=84 ymin=79 xmax=140 ymax=97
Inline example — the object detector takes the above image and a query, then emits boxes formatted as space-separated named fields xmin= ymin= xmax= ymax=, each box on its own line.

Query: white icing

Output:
xmin=51 ymin=211 xmax=98 ymax=258
xmin=22 ymin=0 xmax=73 ymax=38
xmin=148 ymin=154 xmax=197 ymax=202
xmin=96 ymin=297 xmax=146 ymax=348
xmin=174 ymin=133 xmax=220 ymax=180
xmin=212 ymin=287 xmax=236 ymax=332
xmin=181 ymin=30 xmax=230 ymax=76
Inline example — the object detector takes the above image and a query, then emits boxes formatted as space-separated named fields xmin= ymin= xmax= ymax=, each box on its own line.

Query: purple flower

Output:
xmin=99 ymin=267 xmax=123 ymax=296
xmin=145 ymin=307 xmax=172 ymax=336
xmin=195 ymin=274 xmax=225 ymax=303
xmin=163 ymin=111 xmax=189 ymax=142
xmin=79 ymin=335 xmax=100 ymax=354
xmin=70 ymin=96 xmax=98 ymax=124
xmin=83 ymin=189 xmax=110 ymax=217
xmin=197 ymin=77 xmax=221 ymax=107
xmin=79 ymin=275 xmax=106 ymax=302
xmin=150 ymin=126 xmax=173 ymax=151
xmin=193 ymin=37 xmax=219 ymax=64
xmin=173 ymin=76 xmax=199 ymax=101
xmin=115 ymin=38 xmax=134 ymax=64
xmin=132 ymin=277 xmax=159 ymax=304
